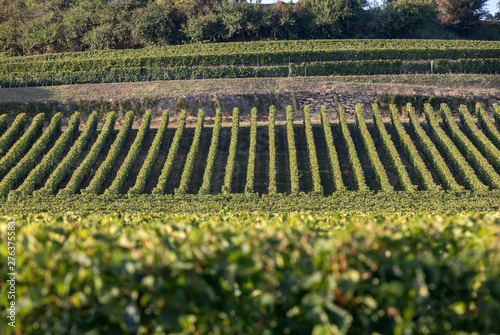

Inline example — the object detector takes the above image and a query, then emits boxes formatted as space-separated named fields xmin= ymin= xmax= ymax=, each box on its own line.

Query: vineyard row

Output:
xmin=2 ymin=38 xmax=499 ymax=65
xmin=1 ymin=102 xmax=500 ymax=197
xmin=1 ymin=58 xmax=499 ymax=88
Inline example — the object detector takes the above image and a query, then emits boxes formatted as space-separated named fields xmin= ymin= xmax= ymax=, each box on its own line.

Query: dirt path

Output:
xmin=1 ymin=75 xmax=498 ymax=103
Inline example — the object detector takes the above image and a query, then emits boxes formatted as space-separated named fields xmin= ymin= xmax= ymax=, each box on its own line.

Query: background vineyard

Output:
xmin=1 ymin=102 xmax=500 ymax=198
xmin=1 ymin=39 xmax=500 ymax=87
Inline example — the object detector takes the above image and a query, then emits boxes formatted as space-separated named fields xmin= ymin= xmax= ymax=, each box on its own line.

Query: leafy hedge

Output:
xmin=0 ymin=114 xmax=7 ymax=136
xmin=1 ymin=192 xmax=499 ymax=214
xmin=338 ymin=106 xmax=368 ymax=191
xmin=10 ymin=112 xmax=80 ymax=197
xmin=0 ymin=113 xmax=27 ymax=156
xmin=128 ymin=111 xmax=169 ymax=196
xmin=268 ymin=106 xmax=277 ymax=195
xmin=244 ymin=108 xmax=258 ymax=195
xmin=320 ymin=106 xmax=344 ymax=192
xmin=199 ymin=109 xmax=222 ymax=195
xmin=3 ymin=38 xmax=499 ymax=63
xmin=372 ymin=104 xmax=415 ymax=191
xmin=221 ymin=108 xmax=240 ymax=195
xmin=355 ymin=104 xmax=393 ymax=192
xmin=439 ymin=104 xmax=500 ymax=190
xmin=105 ymin=111 xmax=151 ymax=195
xmin=175 ymin=110 xmax=205 ymax=195
xmin=152 ymin=110 xmax=187 ymax=195
xmin=0 ymin=113 xmax=62 ymax=197
xmin=424 ymin=104 xmax=488 ymax=191
xmin=459 ymin=105 xmax=500 ymax=172
xmin=58 ymin=112 xmax=117 ymax=196
xmin=475 ymin=103 xmax=500 ymax=150
xmin=303 ymin=106 xmax=323 ymax=195
xmin=286 ymin=106 xmax=300 ymax=195
xmin=389 ymin=105 xmax=439 ymax=191
xmin=35 ymin=111 xmax=98 ymax=196
xmin=3 ymin=46 xmax=500 ymax=74
xmin=2 ymin=212 xmax=500 ymax=334
xmin=407 ymin=104 xmax=463 ymax=191
xmin=2 ymin=57 xmax=499 ymax=87
xmin=82 ymin=111 xmax=134 ymax=195
xmin=0 ymin=113 xmax=44 ymax=180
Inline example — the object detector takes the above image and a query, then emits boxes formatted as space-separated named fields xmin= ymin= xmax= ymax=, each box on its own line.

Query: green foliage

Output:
xmin=493 ymin=103 xmax=500 ymax=125
xmin=35 ymin=111 xmax=98 ymax=196
xmin=268 ymin=106 xmax=277 ymax=195
xmin=459 ymin=104 xmax=500 ymax=172
xmin=152 ymin=109 xmax=187 ymax=195
xmin=300 ymin=0 xmax=366 ymax=38
xmin=10 ymin=112 xmax=80 ymax=197
xmin=128 ymin=111 xmax=169 ymax=196
xmin=2 ymin=212 xmax=500 ymax=333
xmin=0 ymin=113 xmax=27 ymax=156
xmin=1 ymin=191 xmax=500 ymax=213
xmin=105 ymin=110 xmax=151 ymax=195
xmin=355 ymin=104 xmax=393 ymax=192
xmin=0 ymin=114 xmax=7 ymax=136
xmin=58 ymin=112 xmax=117 ymax=196
xmin=320 ymin=106 xmax=345 ymax=192
xmin=183 ymin=9 xmax=226 ymax=43
xmin=303 ymin=105 xmax=323 ymax=195
xmin=286 ymin=106 xmax=300 ymax=195
xmin=338 ymin=105 xmax=368 ymax=191
xmin=1 ymin=39 xmax=500 ymax=87
xmin=407 ymin=103 xmax=463 ymax=191
xmin=372 ymin=103 xmax=416 ymax=191
xmin=475 ymin=103 xmax=500 ymax=150
xmin=175 ymin=109 xmax=204 ymax=195
xmin=0 ymin=113 xmax=44 ymax=180
xmin=438 ymin=103 xmax=500 ymax=189
xmin=199 ymin=108 xmax=222 ymax=195
xmin=82 ymin=111 xmax=134 ymax=195
xmin=0 ymin=113 xmax=62 ymax=198
xmin=389 ymin=104 xmax=439 ymax=191
xmin=1 ymin=101 xmax=500 ymax=198
xmin=423 ymin=104 xmax=488 ymax=191
xmin=378 ymin=93 xmax=486 ymax=112
xmin=0 ymin=0 xmax=497 ymax=57
xmin=244 ymin=107 xmax=258 ymax=195
xmin=132 ymin=2 xmax=182 ymax=46
xmin=437 ymin=0 xmax=488 ymax=32
xmin=222 ymin=108 xmax=240 ymax=195
xmin=367 ymin=0 xmax=439 ymax=38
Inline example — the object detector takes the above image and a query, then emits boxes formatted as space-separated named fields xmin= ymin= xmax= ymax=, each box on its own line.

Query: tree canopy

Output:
xmin=0 ymin=0 xmax=494 ymax=56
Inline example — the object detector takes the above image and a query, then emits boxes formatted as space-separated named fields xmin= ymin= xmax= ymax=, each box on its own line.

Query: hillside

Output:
xmin=1 ymin=32 xmax=500 ymax=335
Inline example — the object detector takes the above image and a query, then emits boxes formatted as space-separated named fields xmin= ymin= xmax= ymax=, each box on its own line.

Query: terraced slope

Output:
xmin=1 ymin=39 xmax=499 ymax=87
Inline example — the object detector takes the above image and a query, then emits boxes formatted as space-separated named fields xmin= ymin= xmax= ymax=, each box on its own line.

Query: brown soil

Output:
xmin=1 ymin=75 xmax=498 ymax=103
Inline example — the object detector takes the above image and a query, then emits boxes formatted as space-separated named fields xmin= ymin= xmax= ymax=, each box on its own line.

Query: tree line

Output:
xmin=0 ymin=0 xmax=497 ymax=56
